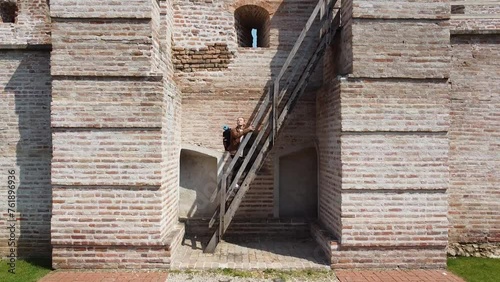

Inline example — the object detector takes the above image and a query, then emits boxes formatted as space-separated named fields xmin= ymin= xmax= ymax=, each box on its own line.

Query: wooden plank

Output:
xmin=204 ymin=228 xmax=219 ymax=253
xmin=272 ymin=81 xmax=278 ymax=146
xmin=226 ymin=121 xmax=270 ymax=199
xmin=219 ymin=176 xmax=226 ymax=240
xmin=208 ymin=206 xmax=218 ymax=229
xmin=217 ymin=85 xmax=272 ymax=187
xmin=224 ymin=134 xmax=272 ymax=232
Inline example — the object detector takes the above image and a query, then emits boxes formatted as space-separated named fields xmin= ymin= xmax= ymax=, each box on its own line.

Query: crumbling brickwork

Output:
xmin=172 ymin=43 xmax=234 ymax=72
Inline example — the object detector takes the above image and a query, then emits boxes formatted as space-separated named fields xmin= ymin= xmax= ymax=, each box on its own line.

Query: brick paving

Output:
xmin=37 ymin=269 xmax=467 ymax=282
xmin=37 ymin=239 xmax=467 ymax=282
xmin=171 ymin=237 xmax=331 ymax=269
xmin=335 ymin=269 xmax=465 ymax=282
xmin=38 ymin=271 xmax=168 ymax=282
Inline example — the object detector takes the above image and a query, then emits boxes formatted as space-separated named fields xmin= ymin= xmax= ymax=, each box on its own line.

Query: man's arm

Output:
xmin=230 ymin=127 xmax=252 ymax=139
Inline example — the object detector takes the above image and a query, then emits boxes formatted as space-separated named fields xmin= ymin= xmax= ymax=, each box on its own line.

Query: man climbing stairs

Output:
xmin=205 ymin=0 xmax=342 ymax=253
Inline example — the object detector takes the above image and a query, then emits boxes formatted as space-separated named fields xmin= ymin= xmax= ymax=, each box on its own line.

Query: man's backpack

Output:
xmin=222 ymin=125 xmax=231 ymax=151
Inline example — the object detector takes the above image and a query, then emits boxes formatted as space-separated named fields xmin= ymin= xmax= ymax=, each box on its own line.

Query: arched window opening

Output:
xmin=235 ymin=5 xmax=270 ymax=48
xmin=0 ymin=1 xmax=17 ymax=24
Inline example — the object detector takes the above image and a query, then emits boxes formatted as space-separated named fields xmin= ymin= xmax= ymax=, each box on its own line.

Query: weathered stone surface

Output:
xmin=448 ymin=243 xmax=500 ymax=258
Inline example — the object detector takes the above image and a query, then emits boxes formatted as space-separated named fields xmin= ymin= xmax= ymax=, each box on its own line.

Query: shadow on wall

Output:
xmin=238 ymin=0 xmax=323 ymax=125
xmin=5 ymin=51 xmax=52 ymax=260
xmin=179 ymin=149 xmax=217 ymax=219
xmin=279 ymin=146 xmax=318 ymax=218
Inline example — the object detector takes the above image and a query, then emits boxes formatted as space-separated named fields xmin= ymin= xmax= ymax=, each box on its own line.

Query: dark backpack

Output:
xmin=222 ymin=126 xmax=231 ymax=151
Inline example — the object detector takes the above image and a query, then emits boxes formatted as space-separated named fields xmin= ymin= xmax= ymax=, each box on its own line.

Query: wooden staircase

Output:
xmin=204 ymin=0 xmax=341 ymax=253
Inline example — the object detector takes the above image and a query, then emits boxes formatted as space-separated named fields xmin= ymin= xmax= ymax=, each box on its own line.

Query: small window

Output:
xmin=0 ymin=1 xmax=17 ymax=24
xmin=235 ymin=5 xmax=270 ymax=48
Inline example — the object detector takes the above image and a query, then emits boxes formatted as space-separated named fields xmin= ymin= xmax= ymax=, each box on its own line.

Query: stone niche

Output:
xmin=179 ymin=149 xmax=217 ymax=218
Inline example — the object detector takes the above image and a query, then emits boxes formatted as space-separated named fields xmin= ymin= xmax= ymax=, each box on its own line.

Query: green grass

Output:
xmin=0 ymin=258 xmax=52 ymax=282
xmin=448 ymin=257 xmax=500 ymax=282
xmin=3 ymin=256 xmax=498 ymax=282
xmin=172 ymin=268 xmax=335 ymax=280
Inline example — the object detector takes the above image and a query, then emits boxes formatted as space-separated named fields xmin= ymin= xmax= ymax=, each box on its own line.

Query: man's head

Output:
xmin=236 ymin=117 xmax=246 ymax=127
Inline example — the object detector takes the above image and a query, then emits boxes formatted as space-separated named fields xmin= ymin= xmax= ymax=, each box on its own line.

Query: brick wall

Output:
xmin=50 ymin=19 xmax=153 ymax=76
xmin=0 ymin=51 xmax=52 ymax=258
xmin=51 ymin=79 xmax=163 ymax=128
xmin=1 ymin=0 xmax=498 ymax=270
xmin=322 ymin=0 xmax=452 ymax=268
xmin=172 ymin=43 xmax=235 ymax=72
xmin=316 ymin=46 xmax=343 ymax=240
xmin=174 ymin=0 xmax=319 ymax=220
xmin=0 ymin=0 xmax=51 ymax=260
xmin=49 ymin=0 xmax=152 ymax=18
xmin=0 ymin=0 xmax=50 ymax=47
xmin=450 ymin=0 xmax=500 ymax=33
xmin=448 ymin=34 xmax=500 ymax=247
xmin=50 ymin=0 xmax=182 ymax=269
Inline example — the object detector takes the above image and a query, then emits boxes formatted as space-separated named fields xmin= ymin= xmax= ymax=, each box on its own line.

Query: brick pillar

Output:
xmin=325 ymin=0 xmax=451 ymax=268
xmin=50 ymin=0 xmax=182 ymax=269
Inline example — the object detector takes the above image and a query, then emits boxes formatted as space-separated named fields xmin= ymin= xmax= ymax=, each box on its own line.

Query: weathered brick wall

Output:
xmin=0 ymin=0 xmax=51 ymax=260
xmin=0 ymin=51 xmax=51 ymax=258
xmin=450 ymin=0 xmax=500 ymax=33
xmin=339 ymin=0 xmax=353 ymax=74
xmin=0 ymin=0 xmax=51 ymax=47
xmin=50 ymin=0 xmax=181 ymax=269
xmin=51 ymin=19 xmax=153 ymax=76
xmin=326 ymin=0 xmax=451 ymax=268
xmin=172 ymin=43 xmax=234 ymax=72
xmin=174 ymin=0 xmax=319 ymax=220
xmin=52 ymin=131 xmax=162 ymax=185
xmin=316 ymin=45 xmax=343 ymax=240
xmin=51 ymin=79 xmax=163 ymax=128
xmin=0 ymin=0 xmax=497 ymax=270
xmin=341 ymin=80 xmax=449 ymax=131
xmin=49 ymin=0 xmax=152 ymax=18
xmin=160 ymin=0 xmax=183 ymax=241
xmin=448 ymin=34 xmax=500 ymax=249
